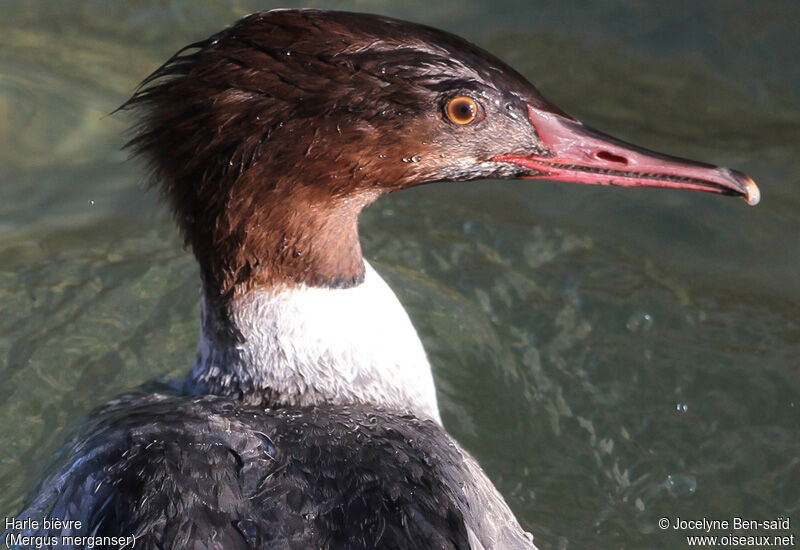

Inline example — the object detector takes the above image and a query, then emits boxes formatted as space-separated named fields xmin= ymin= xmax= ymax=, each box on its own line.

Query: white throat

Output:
xmin=187 ymin=261 xmax=441 ymax=423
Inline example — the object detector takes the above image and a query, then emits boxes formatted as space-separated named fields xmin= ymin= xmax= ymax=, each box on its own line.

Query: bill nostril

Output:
xmin=595 ymin=150 xmax=628 ymax=164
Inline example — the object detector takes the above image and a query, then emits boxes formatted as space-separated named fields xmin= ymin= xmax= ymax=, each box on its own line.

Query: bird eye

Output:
xmin=445 ymin=96 xmax=481 ymax=125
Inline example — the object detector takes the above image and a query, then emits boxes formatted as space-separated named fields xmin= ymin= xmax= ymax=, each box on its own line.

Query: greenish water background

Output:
xmin=1 ymin=1 xmax=798 ymax=548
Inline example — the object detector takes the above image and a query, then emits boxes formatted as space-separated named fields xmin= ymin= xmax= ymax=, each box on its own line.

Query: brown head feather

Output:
xmin=121 ymin=9 xmax=545 ymax=301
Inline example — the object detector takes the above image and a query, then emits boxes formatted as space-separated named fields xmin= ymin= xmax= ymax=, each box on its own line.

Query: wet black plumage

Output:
xmin=20 ymin=394 xmax=482 ymax=549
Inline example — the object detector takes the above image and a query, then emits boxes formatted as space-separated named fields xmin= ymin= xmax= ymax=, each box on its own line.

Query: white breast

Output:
xmin=189 ymin=261 xmax=441 ymax=423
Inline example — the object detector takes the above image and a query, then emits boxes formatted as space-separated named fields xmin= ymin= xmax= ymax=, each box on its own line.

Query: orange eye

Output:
xmin=445 ymin=96 xmax=481 ymax=125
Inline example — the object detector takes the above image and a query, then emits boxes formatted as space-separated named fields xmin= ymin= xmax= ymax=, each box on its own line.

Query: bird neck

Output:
xmin=191 ymin=188 xmax=381 ymax=298
xmin=186 ymin=261 xmax=441 ymax=423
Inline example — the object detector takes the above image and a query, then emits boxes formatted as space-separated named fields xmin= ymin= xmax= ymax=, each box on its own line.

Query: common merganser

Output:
xmin=9 ymin=9 xmax=759 ymax=549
